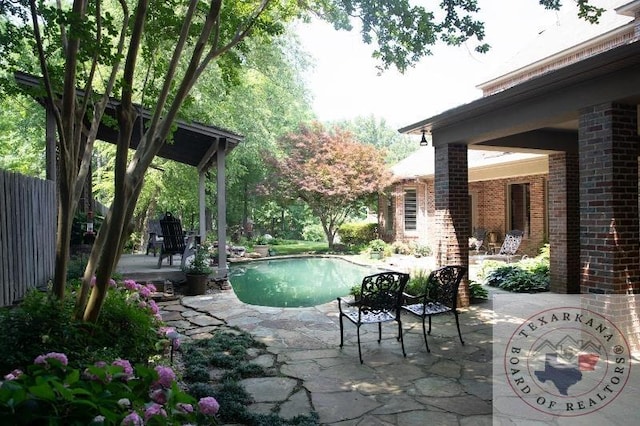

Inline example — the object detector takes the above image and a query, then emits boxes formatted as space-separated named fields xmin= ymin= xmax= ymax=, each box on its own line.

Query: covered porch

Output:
xmin=400 ymin=40 xmax=640 ymax=302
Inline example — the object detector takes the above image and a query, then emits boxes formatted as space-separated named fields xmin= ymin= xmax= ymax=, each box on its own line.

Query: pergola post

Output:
xmin=215 ymin=138 xmax=228 ymax=281
xmin=198 ymin=170 xmax=206 ymax=240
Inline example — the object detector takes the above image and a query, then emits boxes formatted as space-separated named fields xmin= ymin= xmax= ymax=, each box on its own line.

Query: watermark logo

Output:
xmin=505 ymin=306 xmax=631 ymax=417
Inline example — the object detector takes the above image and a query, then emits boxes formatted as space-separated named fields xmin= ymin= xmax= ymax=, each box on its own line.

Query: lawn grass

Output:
xmin=270 ymin=240 xmax=329 ymax=255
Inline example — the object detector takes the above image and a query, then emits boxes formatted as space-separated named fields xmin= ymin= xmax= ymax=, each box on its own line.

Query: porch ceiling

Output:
xmin=399 ymin=41 xmax=640 ymax=153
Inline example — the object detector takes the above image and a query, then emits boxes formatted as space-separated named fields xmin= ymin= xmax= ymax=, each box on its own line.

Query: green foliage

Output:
xmin=0 ymin=281 xmax=164 ymax=373
xmin=0 ymin=355 xmax=220 ymax=425
xmin=0 ymin=94 xmax=45 ymax=177
xmin=302 ymin=223 xmax=326 ymax=242
xmin=338 ymin=222 xmax=378 ymax=246
xmin=66 ymin=255 xmax=88 ymax=281
xmin=469 ymin=281 xmax=489 ymax=300
xmin=261 ymin=240 xmax=329 ymax=255
xmin=333 ymin=115 xmax=419 ymax=165
xmin=349 ymin=284 xmax=361 ymax=298
xmin=180 ymin=330 xmax=318 ymax=425
xmin=389 ymin=241 xmax=431 ymax=257
xmin=481 ymin=246 xmax=550 ymax=293
xmin=405 ymin=269 xmax=432 ymax=297
xmin=411 ymin=243 xmax=432 ymax=257
xmin=367 ymin=239 xmax=387 ymax=252
xmin=182 ymin=245 xmax=213 ymax=275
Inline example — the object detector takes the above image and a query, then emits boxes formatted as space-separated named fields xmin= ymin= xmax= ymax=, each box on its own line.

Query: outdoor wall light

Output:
xmin=420 ymin=130 xmax=428 ymax=146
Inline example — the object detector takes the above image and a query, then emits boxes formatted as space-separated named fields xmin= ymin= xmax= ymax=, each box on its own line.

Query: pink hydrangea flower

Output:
xmin=146 ymin=283 xmax=157 ymax=293
xmin=154 ymin=366 xmax=175 ymax=388
xmin=34 ymin=352 xmax=68 ymax=367
xmin=123 ymin=280 xmax=138 ymax=291
xmin=148 ymin=299 xmax=159 ymax=314
xmin=150 ymin=388 xmax=167 ymax=405
xmin=177 ymin=403 xmax=194 ymax=414
xmin=138 ymin=285 xmax=152 ymax=298
xmin=198 ymin=396 xmax=220 ymax=415
xmin=112 ymin=359 xmax=133 ymax=379
xmin=138 ymin=301 xmax=147 ymax=309
xmin=108 ymin=278 xmax=117 ymax=288
xmin=121 ymin=411 xmax=143 ymax=425
xmin=4 ymin=369 xmax=23 ymax=380
xmin=144 ymin=403 xmax=167 ymax=421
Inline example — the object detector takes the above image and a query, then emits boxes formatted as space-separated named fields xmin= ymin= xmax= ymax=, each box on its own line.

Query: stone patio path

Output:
xmin=158 ymin=286 xmax=495 ymax=425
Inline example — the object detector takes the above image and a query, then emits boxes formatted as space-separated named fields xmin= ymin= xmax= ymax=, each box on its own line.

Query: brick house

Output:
xmin=379 ymin=149 xmax=548 ymax=257
xmin=391 ymin=0 xmax=640 ymax=303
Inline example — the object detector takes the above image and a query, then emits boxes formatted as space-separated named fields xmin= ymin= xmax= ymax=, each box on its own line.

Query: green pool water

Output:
xmin=229 ymin=257 xmax=381 ymax=308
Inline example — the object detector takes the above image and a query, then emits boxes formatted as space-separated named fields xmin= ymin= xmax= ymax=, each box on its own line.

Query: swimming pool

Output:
xmin=228 ymin=257 xmax=382 ymax=308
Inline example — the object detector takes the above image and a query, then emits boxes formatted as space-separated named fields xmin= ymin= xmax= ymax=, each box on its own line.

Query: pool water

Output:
xmin=229 ymin=257 xmax=381 ymax=308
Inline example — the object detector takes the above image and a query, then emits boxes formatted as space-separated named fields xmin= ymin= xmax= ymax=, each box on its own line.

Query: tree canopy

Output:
xmin=265 ymin=122 xmax=391 ymax=247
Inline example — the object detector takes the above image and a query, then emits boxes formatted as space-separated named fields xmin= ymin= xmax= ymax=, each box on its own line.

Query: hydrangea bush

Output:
xmin=0 ymin=352 xmax=220 ymax=425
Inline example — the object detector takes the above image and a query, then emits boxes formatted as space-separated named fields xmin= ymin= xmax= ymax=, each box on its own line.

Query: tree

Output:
xmin=266 ymin=122 xmax=391 ymax=248
xmin=0 ymin=0 xmax=601 ymax=322
xmin=334 ymin=115 xmax=419 ymax=165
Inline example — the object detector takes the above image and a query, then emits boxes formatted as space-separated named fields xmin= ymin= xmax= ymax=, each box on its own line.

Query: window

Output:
xmin=508 ymin=183 xmax=530 ymax=236
xmin=385 ymin=197 xmax=394 ymax=232
xmin=404 ymin=189 xmax=417 ymax=231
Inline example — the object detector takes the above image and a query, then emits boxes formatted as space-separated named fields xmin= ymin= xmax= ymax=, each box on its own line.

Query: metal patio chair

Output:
xmin=401 ymin=265 xmax=466 ymax=352
xmin=338 ymin=271 xmax=410 ymax=364
xmin=497 ymin=229 xmax=525 ymax=263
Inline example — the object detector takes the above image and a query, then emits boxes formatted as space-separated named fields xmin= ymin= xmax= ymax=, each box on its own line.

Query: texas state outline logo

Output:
xmin=504 ymin=306 xmax=631 ymax=417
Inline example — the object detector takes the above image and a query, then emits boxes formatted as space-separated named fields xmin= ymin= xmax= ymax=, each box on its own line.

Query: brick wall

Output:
xmin=579 ymin=102 xmax=640 ymax=294
xmin=548 ymin=153 xmax=580 ymax=293
xmin=434 ymin=145 xmax=470 ymax=306
xmin=388 ymin=172 xmax=547 ymax=257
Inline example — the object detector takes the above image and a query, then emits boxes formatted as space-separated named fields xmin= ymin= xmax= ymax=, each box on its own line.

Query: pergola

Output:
xmin=15 ymin=71 xmax=244 ymax=278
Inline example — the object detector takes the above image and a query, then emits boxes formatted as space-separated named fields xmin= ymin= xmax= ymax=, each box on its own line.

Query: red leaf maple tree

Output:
xmin=265 ymin=122 xmax=392 ymax=248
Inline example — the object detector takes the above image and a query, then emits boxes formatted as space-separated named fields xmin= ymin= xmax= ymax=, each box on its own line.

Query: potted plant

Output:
xmin=182 ymin=244 xmax=213 ymax=296
xmin=367 ymin=239 xmax=387 ymax=259
xmin=252 ymin=234 xmax=271 ymax=257
xmin=349 ymin=284 xmax=362 ymax=302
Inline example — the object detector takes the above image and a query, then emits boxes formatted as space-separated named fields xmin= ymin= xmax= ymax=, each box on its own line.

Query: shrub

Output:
xmin=390 ymin=241 xmax=412 ymax=255
xmin=337 ymin=222 xmax=378 ymax=246
xmin=410 ymin=242 xmax=432 ymax=257
xmin=469 ymin=280 xmax=489 ymax=300
xmin=0 ymin=354 xmax=220 ymax=425
xmin=367 ymin=238 xmax=387 ymax=252
xmin=0 ymin=280 xmax=166 ymax=373
xmin=481 ymin=245 xmax=550 ymax=293
xmin=301 ymin=224 xmax=326 ymax=242
xmin=405 ymin=269 xmax=431 ymax=296
xmin=67 ymin=255 xmax=89 ymax=280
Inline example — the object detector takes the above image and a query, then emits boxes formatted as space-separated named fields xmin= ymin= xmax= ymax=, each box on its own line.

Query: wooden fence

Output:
xmin=0 ymin=170 xmax=56 ymax=306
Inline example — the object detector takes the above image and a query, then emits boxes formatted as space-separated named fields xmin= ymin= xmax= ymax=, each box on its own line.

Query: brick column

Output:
xmin=548 ymin=153 xmax=580 ymax=293
xmin=579 ymin=103 xmax=640 ymax=293
xmin=434 ymin=144 xmax=470 ymax=306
